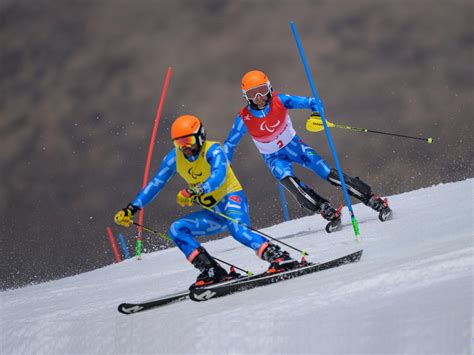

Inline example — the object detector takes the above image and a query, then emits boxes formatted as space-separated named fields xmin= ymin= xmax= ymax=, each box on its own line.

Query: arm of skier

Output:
xmin=114 ymin=149 xmax=177 ymax=226
xmin=223 ymin=115 xmax=247 ymax=163
xmin=131 ymin=149 xmax=177 ymax=209
xmin=278 ymin=93 xmax=320 ymax=112
xmin=200 ymin=143 xmax=228 ymax=194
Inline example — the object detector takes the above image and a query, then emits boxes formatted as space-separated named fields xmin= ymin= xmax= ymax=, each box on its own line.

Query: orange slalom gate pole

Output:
xmin=136 ymin=66 xmax=172 ymax=259
xmin=106 ymin=227 xmax=122 ymax=263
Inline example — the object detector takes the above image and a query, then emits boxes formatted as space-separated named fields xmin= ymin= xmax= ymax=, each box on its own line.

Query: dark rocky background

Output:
xmin=1 ymin=0 xmax=472 ymax=289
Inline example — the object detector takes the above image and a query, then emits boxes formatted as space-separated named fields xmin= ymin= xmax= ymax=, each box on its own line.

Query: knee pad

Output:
xmin=280 ymin=176 xmax=328 ymax=213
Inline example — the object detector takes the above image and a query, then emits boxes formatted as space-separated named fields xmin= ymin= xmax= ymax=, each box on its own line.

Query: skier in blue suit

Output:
xmin=115 ymin=115 xmax=299 ymax=286
xmin=224 ymin=70 xmax=391 ymax=232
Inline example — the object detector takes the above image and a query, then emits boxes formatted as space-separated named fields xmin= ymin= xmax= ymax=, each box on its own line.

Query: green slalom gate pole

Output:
xmin=290 ymin=21 xmax=360 ymax=241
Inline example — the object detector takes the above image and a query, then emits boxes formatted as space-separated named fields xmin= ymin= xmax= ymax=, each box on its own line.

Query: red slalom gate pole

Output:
xmin=136 ymin=66 xmax=172 ymax=259
xmin=106 ymin=227 xmax=122 ymax=263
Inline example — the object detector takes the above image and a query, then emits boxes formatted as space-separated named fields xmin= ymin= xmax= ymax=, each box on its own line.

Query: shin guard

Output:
xmin=280 ymin=176 xmax=328 ymax=213
xmin=327 ymin=168 xmax=372 ymax=204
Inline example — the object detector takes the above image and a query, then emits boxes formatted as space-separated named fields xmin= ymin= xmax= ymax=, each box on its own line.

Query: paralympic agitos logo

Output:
xmin=260 ymin=120 xmax=280 ymax=133
xmin=188 ymin=167 xmax=203 ymax=179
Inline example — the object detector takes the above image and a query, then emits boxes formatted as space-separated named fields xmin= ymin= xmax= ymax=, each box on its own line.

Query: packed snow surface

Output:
xmin=1 ymin=179 xmax=473 ymax=354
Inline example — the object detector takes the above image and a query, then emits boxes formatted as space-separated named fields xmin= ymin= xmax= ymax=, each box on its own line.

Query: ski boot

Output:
xmin=321 ymin=203 xmax=343 ymax=233
xmin=260 ymin=243 xmax=299 ymax=274
xmin=367 ymin=195 xmax=392 ymax=221
xmin=190 ymin=247 xmax=231 ymax=287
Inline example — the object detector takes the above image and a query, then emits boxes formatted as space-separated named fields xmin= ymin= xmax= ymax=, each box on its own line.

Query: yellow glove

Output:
xmin=306 ymin=112 xmax=335 ymax=132
xmin=176 ymin=186 xmax=204 ymax=207
xmin=114 ymin=204 xmax=139 ymax=227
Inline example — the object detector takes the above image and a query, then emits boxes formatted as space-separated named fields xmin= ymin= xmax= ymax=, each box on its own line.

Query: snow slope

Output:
xmin=1 ymin=179 xmax=473 ymax=354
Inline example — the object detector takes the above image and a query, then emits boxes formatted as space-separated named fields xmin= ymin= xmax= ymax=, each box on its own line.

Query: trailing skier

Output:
xmin=224 ymin=70 xmax=392 ymax=232
xmin=114 ymin=115 xmax=299 ymax=287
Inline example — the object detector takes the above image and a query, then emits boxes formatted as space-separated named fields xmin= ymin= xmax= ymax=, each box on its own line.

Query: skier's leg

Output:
xmin=279 ymin=175 xmax=326 ymax=213
xmin=217 ymin=191 xmax=298 ymax=271
xmin=263 ymin=144 xmax=333 ymax=215
xmin=279 ymin=175 xmax=342 ymax=232
xmin=168 ymin=211 xmax=229 ymax=284
xmin=214 ymin=190 xmax=268 ymax=250
xmin=262 ymin=140 xmax=341 ymax=231
xmin=326 ymin=168 xmax=372 ymax=203
xmin=327 ymin=168 xmax=382 ymax=206
xmin=326 ymin=168 xmax=392 ymax=220
xmin=168 ymin=210 xmax=227 ymax=258
xmin=269 ymin=137 xmax=341 ymax=231
xmin=283 ymin=136 xmax=332 ymax=180
xmin=290 ymin=136 xmax=379 ymax=205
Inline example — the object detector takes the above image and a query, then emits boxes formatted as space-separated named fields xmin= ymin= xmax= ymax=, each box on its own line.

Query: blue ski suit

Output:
xmin=224 ymin=93 xmax=332 ymax=180
xmin=131 ymin=142 xmax=268 ymax=259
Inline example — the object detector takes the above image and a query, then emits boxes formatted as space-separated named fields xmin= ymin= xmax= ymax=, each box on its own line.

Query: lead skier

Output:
xmin=224 ymin=70 xmax=391 ymax=232
xmin=114 ymin=115 xmax=299 ymax=287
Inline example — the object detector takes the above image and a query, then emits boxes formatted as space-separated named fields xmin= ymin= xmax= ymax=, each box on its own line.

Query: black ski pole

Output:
xmin=195 ymin=202 xmax=309 ymax=257
xmin=133 ymin=222 xmax=253 ymax=275
xmin=211 ymin=256 xmax=253 ymax=276
xmin=307 ymin=114 xmax=434 ymax=143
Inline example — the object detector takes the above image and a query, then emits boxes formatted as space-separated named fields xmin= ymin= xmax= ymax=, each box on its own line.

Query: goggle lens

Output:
xmin=245 ymin=84 xmax=270 ymax=101
xmin=173 ymin=135 xmax=197 ymax=149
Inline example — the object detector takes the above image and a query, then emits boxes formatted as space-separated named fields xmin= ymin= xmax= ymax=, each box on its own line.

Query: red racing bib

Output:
xmin=239 ymin=94 xmax=296 ymax=154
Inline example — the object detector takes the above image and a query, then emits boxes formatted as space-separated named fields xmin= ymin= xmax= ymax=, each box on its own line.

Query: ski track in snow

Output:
xmin=1 ymin=179 xmax=473 ymax=354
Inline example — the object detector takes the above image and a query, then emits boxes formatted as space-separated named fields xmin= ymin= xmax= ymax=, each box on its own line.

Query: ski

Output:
xmin=118 ymin=290 xmax=189 ymax=314
xmin=189 ymin=249 xmax=363 ymax=302
xmin=117 ymin=250 xmax=363 ymax=313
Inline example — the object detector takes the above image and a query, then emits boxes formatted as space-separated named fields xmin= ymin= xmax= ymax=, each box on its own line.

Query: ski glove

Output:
xmin=177 ymin=185 xmax=204 ymax=207
xmin=306 ymin=112 xmax=333 ymax=133
xmin=114 ymin=203 xmax=140 ymax=227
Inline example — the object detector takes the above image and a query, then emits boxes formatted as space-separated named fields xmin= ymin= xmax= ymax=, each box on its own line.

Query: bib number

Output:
xmin=198 ymin=194 xmax=217 ymax=207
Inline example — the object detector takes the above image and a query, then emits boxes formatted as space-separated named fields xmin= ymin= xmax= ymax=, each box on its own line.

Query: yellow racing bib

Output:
xmin=176 ymin=140 xmax=242 ymax=207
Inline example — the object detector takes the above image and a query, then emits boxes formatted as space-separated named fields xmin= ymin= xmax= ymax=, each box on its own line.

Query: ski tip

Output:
xmin=353 ymin=249 xmax=363 ymax=262
xmin=118 ymin=303 xmax=144 ymax=315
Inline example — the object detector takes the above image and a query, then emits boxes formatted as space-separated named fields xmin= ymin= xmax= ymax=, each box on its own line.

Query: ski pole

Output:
xmin=211 ymin=256 xmax=254 ymax=276
xmin=132 ymin=222 xmax=253 ymax=276
xmin=306 ymin=113 xmax=434 ymax=143
xmin=133 ymin=222 xmax=169 ymax=240
xmin=195 ymin=202 xmax=309 ymax=257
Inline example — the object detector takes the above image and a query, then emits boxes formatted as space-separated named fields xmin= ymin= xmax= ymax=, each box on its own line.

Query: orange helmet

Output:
xmin=241 ymin=70 xmax=273 ymax=104
xmin=171 ymin=115 xmax=206 ymax=150
xmin=241 ymin=70 xmax=270 ymax=91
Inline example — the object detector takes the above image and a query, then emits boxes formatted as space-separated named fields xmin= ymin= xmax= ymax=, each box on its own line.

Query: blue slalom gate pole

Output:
xmin=290 ymin=21 xmax=360 ymax=240
xmin=119 ymin=234 xmax=130 ymax=259
xmin=278 ymin=183 xmax=289 ymax=221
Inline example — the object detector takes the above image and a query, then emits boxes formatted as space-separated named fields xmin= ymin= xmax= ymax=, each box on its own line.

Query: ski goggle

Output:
xmin=173 ymin=135 xmax=197 ymax=149
xmin=244 ymin=84 xmax=271 ymax=101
